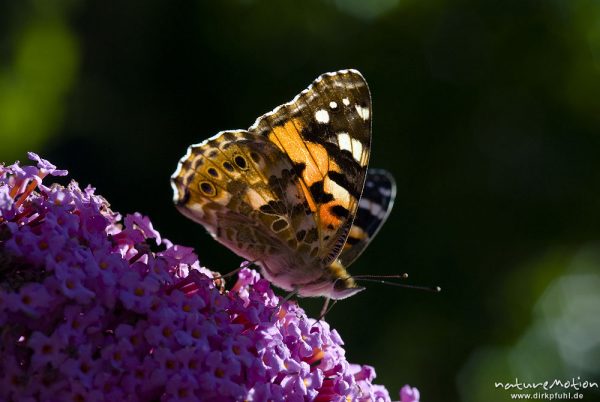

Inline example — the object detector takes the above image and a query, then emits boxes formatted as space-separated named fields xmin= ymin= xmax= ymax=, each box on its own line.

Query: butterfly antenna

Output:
xmin=353 ymin=273 xmax=409 ymax=280
xmin=352 ymin=273 xmax=441 ymax=293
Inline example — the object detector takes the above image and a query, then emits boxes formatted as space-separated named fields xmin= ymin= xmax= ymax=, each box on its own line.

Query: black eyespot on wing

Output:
xmin=207 ymin=168 xmax=218 ymax=177
xmin=223 ymin=161 xmax=235 ymax=172
xmin=234 ymin=155 xmax=248 ymax=170
xmin=199 ymin=181 xmax=216 ymax=196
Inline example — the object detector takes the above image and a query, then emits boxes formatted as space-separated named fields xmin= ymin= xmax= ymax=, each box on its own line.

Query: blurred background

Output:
xmin=1 ymin=0 xmax=599 ymax=400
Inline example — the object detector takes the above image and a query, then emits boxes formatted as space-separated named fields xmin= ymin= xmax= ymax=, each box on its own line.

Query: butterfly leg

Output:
xmin=318 ymin=297 xmax=338 ymax=320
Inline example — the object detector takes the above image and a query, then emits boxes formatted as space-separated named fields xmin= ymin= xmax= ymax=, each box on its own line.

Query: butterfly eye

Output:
xmin=199 ymin=181 xmax=216 ymax=196
xmin=207 ymin=168 xmax=219 ymax=178
xmin=234 ymin=155 xmax=248 ymax=170
xmin=333 ymin=277 xmax=353 ymax=291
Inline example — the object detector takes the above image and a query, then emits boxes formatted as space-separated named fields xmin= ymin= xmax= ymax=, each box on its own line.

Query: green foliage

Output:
xmin=0 ymin=2 xmax=78 ymax=160
xmin=459 ymin=246 xmax=600 ymax=402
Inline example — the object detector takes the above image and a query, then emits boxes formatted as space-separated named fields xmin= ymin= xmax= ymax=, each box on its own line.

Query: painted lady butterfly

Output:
xmin=171 ymin=69 xmax=396 ymax=301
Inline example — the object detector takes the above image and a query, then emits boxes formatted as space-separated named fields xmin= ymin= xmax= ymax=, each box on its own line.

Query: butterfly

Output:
xmin=171 ymin=69 xmax=396 ymax=301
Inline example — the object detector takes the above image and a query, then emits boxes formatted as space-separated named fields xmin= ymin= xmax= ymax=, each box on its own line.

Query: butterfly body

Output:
xmin=172 ymin=70 xmax=395 ymax=300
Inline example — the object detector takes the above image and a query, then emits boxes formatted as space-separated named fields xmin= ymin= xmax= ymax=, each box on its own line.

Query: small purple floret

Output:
xmin=27 ymin=152 xmax=68 ymax=176
xmin=0 ymin=154 xmax=420 ymax=401
xmin=400 ymin=384 xmax=421 ymax=402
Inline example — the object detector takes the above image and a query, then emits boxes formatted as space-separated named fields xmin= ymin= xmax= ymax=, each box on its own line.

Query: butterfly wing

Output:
xmin=249 ymin=69 xmax=372 ymax=266
xmin=171 ymin=131 xmax=321 ymax=279
xmin=337 ymin=169 xmax=396 ymax=268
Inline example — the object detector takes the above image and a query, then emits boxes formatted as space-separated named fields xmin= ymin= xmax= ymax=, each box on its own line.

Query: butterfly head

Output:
xmin=324 ymin=259 xmax=365 ymax=300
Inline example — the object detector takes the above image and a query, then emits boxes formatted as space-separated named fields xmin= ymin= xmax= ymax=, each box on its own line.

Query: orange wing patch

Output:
xmin=268 ymin=118 xmax=328 ymax=186
xmin=268 ymin=118 xmax=319 ymax=213
xmin=267 ymin=118 xmax=354 ymax=242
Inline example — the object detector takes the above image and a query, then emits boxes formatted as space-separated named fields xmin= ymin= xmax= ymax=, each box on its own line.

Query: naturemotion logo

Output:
xmin=494 ymin=377 xmax=598 ymax=392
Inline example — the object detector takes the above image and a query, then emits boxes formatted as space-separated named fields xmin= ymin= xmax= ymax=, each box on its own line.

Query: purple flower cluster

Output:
xmin=0 ymin=153 xmax=420 ymax=402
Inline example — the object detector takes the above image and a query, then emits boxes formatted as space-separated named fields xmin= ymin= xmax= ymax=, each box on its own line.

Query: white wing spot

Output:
xmin=355 ymin=105 xmax=370 ymax=120
xmin=359 ymin=198 xmax=386 ymax=219
xmin=337 ymin=132 xmax=352 ymax=152
xmin=379 ymin=188 xmax=392 ymax=197
xmin=170 ymin=181 xmax=181 ymax=203
xmin=342 ymin=97 xmax=350 ymax=106
xmin=329 ymin=101 xmax=338 ymax=109
xmin=325 ymin=176 xmax=350 ymax=205
xmin=337 ymin=133 xmax=365 ymax=164
xmin=350 ymin=138 xmax=363 ymax=162
xmin=315 ymin=109 xmax=330 ymax=124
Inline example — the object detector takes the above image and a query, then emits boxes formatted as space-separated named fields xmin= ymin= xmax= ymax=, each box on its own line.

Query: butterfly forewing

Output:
xmin=249 ymin=69 xmax=372 ymax=266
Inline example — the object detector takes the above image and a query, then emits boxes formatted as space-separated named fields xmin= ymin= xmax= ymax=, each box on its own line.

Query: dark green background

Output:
xmin=2 ymin=1 xmax=600 ymax=401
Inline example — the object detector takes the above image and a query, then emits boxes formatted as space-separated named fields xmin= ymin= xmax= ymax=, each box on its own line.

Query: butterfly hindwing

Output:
xmin=249 ymin=69 xmax=372 ymax=266
xmin=338 ymin=169 xmax=396 ymax=268
xmin=171 ymin=131 xmax=320 ymax=273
